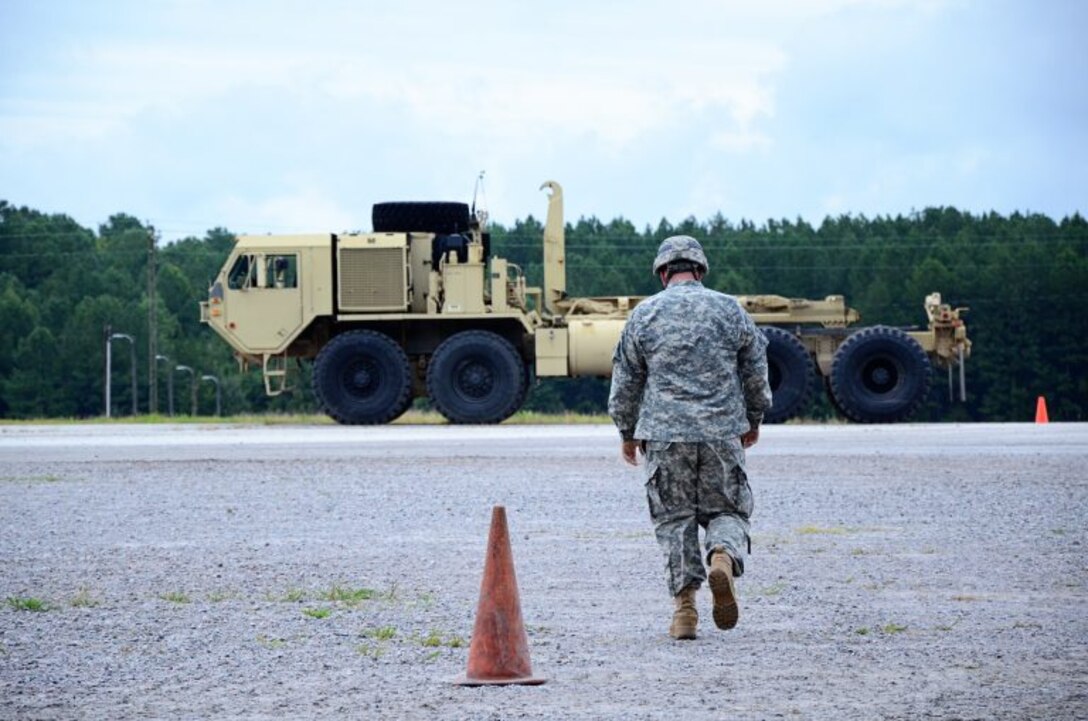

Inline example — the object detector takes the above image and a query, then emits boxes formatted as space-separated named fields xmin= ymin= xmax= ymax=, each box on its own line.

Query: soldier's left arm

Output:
xmin=738 ymin=316 xmax=773 ymax=430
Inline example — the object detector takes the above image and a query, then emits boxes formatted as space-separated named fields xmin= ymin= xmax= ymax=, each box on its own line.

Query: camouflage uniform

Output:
xmin=609 ymin=237 xmax=771 ymax=597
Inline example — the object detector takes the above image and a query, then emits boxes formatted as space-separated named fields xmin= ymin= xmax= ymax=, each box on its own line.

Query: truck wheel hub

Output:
xmin=458 ymin=362 xmax=493 ymax=398
xmin=864 ymin=360 xmax=897 ymax=392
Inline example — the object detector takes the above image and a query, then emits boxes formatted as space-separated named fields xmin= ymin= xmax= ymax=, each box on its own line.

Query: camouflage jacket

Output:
xmin=608 ymin=280 xmax=771 ymax=441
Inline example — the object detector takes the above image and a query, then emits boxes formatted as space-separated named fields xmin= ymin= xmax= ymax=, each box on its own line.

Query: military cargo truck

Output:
xmin=200 ymin=181 xmax=970 ymax=425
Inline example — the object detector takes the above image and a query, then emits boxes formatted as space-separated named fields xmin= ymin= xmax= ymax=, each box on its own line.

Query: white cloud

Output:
xmin=214 ymin=188 xmax=357 ymax=236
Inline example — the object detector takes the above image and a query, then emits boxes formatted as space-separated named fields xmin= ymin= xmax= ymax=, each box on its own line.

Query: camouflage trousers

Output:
xmin=643 ymin=440 xmax=753 ymax=597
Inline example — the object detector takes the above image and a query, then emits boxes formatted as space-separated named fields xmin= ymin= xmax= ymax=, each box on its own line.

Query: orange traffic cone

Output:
xmin=1035 ymin=396 xmax=1049 ymax=424
xmin=452 ymin=506 xmax=546 ymax=686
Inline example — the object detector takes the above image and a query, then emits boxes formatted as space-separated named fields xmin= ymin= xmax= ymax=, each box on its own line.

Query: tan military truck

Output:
xmin=200 ymin=181 xmax=970 ymax=425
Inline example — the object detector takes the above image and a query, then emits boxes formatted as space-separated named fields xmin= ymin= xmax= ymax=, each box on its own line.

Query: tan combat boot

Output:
xmin=669 ymin=584 xmax=698 ymax=640
xmin=708 ymin=548 xmax=739 ymax=630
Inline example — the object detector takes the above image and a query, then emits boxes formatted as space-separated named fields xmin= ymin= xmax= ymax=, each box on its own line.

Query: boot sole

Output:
xmin=709 ymin=567 xmax=739 ymax=630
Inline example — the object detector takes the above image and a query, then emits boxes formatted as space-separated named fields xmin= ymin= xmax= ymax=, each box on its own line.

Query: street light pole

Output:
xmin=107 ymin=332 xmax=136 ymax=418
xmin=201 ymin=375 xmax=221 ymax=417
xmin=176 ymin=365 xmax=196 ymax=416
xmin=155 ymin=355 xmax=174 ymax=417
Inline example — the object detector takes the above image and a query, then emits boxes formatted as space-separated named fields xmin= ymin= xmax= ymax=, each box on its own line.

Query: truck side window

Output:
xmin=227 ymin=255 xmax=256 ymax=290
xmin=265 ymin=255 xmax=298 ymax=289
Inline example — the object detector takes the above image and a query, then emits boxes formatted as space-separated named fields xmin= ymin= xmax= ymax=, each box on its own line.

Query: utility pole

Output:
xmin=176 ymin=365 xmax=196 ymax=416
xmin=104 ymin=324 xmax=111 ymax=418
xmin=147 ymin=225 xmax=158 ymax=415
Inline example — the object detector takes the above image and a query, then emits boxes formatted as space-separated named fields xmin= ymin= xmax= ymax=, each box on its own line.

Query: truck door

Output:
xmin=222 ymin=252 xmax=304 ymax=353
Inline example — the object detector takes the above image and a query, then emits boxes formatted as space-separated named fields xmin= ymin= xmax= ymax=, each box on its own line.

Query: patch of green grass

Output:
xmin=855 ymin=626 xmax=870 ymax=636
xmin=754 ymin=581 xmax=786 ymax=597
xmin=881 ymin=623 xmax=908 ymax=634
xmin=302 ymin=607 xmax=332 ymax=619
xmin=256 ymin=634 xmax=286 ymax=649
xmin=159 ymin=592 xmax=191 ymax=604
xmin=0 ymin=474 xmax=63 ymax=484
xmin=796 ymin=525 xmax=850 ymax=536
xmin=70 ymin=588 xmax=99 ymax=608
xmin=423 ymin=650 xmax=442 ymax=662
xmin=6 ymin=597 xmax=51 ymax=612
xmin=321 ymin=586 xmax=376 ymax=605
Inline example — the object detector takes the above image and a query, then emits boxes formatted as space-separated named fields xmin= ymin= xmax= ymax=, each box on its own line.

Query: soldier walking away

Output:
xmin=608 ymin=235 xmax=771 ymax=640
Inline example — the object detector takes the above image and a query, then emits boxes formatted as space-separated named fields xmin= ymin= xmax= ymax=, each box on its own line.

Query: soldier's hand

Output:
xmin=740 ymin=426 xmax=760 ymax=448
xmin=621 ymin=440 xmax=641 ymax=466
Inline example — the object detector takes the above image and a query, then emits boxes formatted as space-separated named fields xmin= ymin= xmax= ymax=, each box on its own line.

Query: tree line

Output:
xmin=1 ymin=199 xmax=1085 ymax=421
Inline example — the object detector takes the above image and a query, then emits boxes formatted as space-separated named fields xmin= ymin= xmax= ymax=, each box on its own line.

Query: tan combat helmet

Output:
xmin=653 ymin=235 xmax=709 ymax=276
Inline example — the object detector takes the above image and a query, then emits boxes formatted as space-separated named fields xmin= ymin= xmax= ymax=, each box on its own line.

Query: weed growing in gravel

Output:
xmin=70 ymin=588 xmax=99 ymax=607
xmin=414 ymin=630 xmax=465 ymax=648
xmin=321 ymin=586 xmax=376 ymax=605
xmin=6 ymin=597 xmax=50 ymax=612
xmin=855 ymin=627 xmax=870 ymax=636
xmin=360 ymin=626 xmax=397 ymax=641
xmin=356 ymin=643 xmax=385 ymax=658
xmin=268 ymin=588 xmax=307 ymax=603
xmin=423 ymin=650 xmax=442 ymax=662
xmin=159 ymin=592 xmax=190 ymax=604
xmin=207 ymin=590 xmax=237 ymax=602
xmin=796 ymin=525 xmax=850 ymax=535
xmin=302 ymin=607 xmax=332 ymax=619
xmin=881 ymin=623 xmax=908 ymax=634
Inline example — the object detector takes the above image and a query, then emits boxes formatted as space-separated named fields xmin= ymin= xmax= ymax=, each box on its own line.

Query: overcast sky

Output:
xmin=2 ymin=0 xmax=1085 ymax=241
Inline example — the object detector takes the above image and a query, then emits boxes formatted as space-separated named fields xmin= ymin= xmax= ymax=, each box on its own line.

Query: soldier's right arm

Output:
xmin=608 ymin=320 xmax=647 ymax=441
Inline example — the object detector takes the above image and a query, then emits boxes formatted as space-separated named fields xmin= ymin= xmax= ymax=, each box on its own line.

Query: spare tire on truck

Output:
xmin=828 ymin=325 xmax=931 ymax=423
xmin=372 ymin=202 xmax=472 ymax=234
xmin=761 ymin=326 xmax=817 ymax=424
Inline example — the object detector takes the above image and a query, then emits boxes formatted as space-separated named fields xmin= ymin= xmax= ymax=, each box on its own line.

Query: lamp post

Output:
xmin=106 ymin=331 xmax=136 ymax=418
xmin=155 ymin=354 xmax=174 ymax=417
xmin=175 ymin=365 xmax=196 ymax=416
xmin=201 ymin=375 xmax=221 ymax=417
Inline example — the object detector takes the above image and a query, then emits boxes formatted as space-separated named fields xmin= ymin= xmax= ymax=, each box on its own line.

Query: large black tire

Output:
xmin=312 ymin=330 xmax=413 ymax=425
xmin=427 ymin=331 xmax=527 ymax=424
xmin=828 ymin=326 xmax=931 ymax=423
xmin=372 ymin=202 xmax=471 ymax=234
xmin=762 ymin=327 xmax=817 ymax=424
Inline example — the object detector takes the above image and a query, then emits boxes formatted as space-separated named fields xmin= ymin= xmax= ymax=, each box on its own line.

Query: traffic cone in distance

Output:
xmin=1035 ymin=396 xmax=1049 ymax=424
xmin=452 ymin=505 xmax=546 ymax=686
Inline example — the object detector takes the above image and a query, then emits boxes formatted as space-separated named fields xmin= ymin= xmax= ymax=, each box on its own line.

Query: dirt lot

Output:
xmin=1 ymin=422 xmax=1086 ymax=720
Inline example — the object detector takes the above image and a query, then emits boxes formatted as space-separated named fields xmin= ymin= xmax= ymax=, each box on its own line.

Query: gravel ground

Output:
xmin=1 ymin=422 xmax=1086 ymax=721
